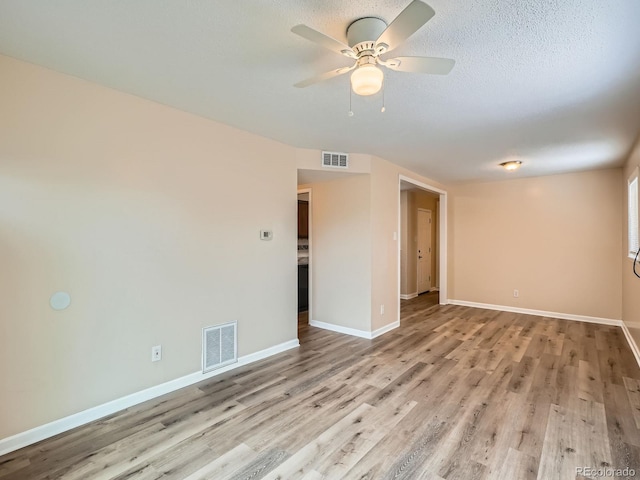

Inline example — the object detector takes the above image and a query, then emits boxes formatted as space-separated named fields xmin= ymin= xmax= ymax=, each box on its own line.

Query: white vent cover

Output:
xmin=322 ymin=151 xmax=349 ymax=169
xmin=203 ymin=321 xmax=237 ymax=373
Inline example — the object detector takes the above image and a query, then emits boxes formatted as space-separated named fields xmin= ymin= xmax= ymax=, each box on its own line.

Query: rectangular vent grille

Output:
xmin=322 ymin=151 xmax=349 ymax=169
xmin=203 ymin=321 xmax=237 ymax=373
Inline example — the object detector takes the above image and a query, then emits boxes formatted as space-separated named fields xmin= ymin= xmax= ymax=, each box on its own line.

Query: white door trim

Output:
xmin=397 ymin=175 xmax=448 ymax=313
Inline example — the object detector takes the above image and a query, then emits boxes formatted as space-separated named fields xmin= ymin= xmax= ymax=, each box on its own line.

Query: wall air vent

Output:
xmin=202 ymin=321 xmax=237 ymax=373
xmin=322 ymin=151 xmax=349 ymax=169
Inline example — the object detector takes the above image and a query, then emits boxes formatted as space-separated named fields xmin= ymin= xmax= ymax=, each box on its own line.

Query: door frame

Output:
xmin=397 ymin=175 xmax=447 ymax=313
xmin=297 ymin=188 xmax=312 ymax=323
xmin=416 ymin=208 xmax=432 ymax=294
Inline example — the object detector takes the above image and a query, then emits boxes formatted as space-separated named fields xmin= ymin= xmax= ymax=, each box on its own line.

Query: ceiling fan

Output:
xmin=292 ymin=0 xmax=455 ymax=96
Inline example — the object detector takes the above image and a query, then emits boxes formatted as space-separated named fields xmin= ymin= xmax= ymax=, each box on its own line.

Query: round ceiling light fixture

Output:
xmin=351 ymin=64 xmax=384 ymax=96
xmin=500 ymin=160 xmax=523 ymax=171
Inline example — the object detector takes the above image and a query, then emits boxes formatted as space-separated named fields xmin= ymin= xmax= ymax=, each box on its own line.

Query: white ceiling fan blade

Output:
xmin=375 ymin=1 xmax=435 ymax=53
xmin=384 ymin=56 xmax=455 ymax=75
xmin=291 ymin=25 xmax=356 ymax=58
xmin=294 ymin=65 xmax=355 ymax=88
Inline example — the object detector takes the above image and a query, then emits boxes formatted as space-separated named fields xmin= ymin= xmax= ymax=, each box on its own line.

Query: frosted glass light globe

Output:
xmin=351 ymin=65 xmax=384 ymax=96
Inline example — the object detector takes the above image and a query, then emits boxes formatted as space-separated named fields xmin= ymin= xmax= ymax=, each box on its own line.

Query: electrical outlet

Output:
xmin=513 ymin=289 xmax=519 ymax=298
xmin=260 ymin=230 xmax=273 ymax=241
xmin=380 ymin=304 xmax=385 ymax=315
xmin=151 ymin=345 xmax=162 ymax=362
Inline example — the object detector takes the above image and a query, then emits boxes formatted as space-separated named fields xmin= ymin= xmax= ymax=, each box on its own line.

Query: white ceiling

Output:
xmin=1 ymin=0 xmax=639 ymax=183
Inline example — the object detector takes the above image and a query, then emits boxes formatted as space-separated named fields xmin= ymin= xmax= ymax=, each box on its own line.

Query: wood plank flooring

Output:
xmin=2 ymin=298 xmax=640 ymax=479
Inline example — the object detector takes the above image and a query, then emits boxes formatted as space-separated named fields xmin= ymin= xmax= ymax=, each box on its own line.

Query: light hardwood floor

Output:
xmin=2 ymin=298 xmax=640 ymax=479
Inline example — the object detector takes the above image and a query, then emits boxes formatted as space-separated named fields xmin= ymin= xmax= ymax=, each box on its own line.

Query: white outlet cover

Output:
xmin=152 ymin=345 xmax=162 ymax=362
xmin=50 ymin=292 xmax=71 ymax=310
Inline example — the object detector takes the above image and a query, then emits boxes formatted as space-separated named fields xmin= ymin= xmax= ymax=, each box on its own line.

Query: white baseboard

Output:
xmin=309 ymin=319 xmax=399 ymax=340
xmin=400 ymin=293 xmax=418 ymax=300
xmin=621 ymin=323 xmax=640 ymax=369
xmin=400 ymin=289 xmax=438 ymax=301
xmin=371 ymin=321 xmax=400 ymax=338
xmin=309 ymin=320 xmax=372 ymax=339
xmin=447 ymin=299 xmax=623 ymax=327
xmin=0 ymin=338 xmax=300 ymax=457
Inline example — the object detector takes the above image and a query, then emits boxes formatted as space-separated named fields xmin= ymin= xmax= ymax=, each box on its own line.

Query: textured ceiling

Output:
xmin=0 ymin=0 xmax=639 ymax=183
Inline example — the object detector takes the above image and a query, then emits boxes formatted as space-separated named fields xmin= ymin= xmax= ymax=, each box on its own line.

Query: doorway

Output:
xmin=398 ymin=175 xmax=447 ymax=311
xmin=297 ymin=189 xmax=311 ymax=329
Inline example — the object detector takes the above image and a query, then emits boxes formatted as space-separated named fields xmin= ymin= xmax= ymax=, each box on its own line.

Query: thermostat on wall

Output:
xmin=260 ymin=230 xmax=273 ymax=241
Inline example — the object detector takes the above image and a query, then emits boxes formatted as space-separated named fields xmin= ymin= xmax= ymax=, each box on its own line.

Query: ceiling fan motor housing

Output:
xmin=347 ymin=17 xmax=388 ymax=56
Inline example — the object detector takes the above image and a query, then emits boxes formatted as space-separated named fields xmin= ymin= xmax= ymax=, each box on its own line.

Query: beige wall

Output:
xmin=370 ymin=156 xmax=447 ymax=330
xmin=0 ymin=55 xmax=298 ymax=439
xmin=623 ymin=138 xmax=640 ymax=346
xmin=370 ymin=156 xmax=399 ymax=330
xmin=299 ymin=175 xmax=372 ymax=332
xmin=449 ymin=169 xmax=623 ymax=320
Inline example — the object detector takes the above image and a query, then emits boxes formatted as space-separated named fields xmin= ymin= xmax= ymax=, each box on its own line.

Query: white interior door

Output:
xmin=417 ymin=209 xmax=432 ymax=294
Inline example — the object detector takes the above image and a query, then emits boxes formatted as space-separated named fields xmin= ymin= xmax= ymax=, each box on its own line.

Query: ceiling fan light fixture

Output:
xmin=351 ymin=64 xmax=384 ymax=96
xmin=500 ymin=160 xmax=523 ymax=171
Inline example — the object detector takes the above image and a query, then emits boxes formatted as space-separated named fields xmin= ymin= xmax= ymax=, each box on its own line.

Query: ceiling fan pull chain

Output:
xmin=381 ymin=78 xmax=386 ymax=113
xmin=348 ymin=83 xmax=354 ymax=117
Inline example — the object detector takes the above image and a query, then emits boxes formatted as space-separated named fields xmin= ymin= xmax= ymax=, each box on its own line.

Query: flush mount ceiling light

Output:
xmin=291 ymin=1 xmax=455 ymax=97
xmin=500 ymin=160 xmax=523 ymax=171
